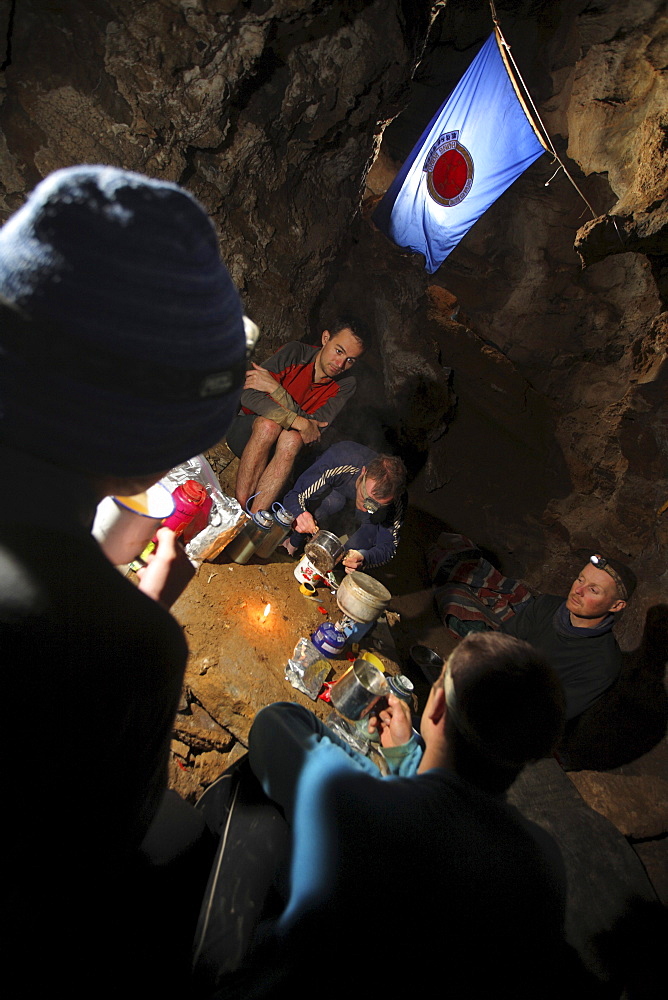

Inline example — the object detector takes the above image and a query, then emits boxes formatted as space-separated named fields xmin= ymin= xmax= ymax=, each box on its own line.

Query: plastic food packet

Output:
xmin=285 ymin=638 xmax=331 ymax=700
xmin=323 ymin=709 xmax=372 ymax=755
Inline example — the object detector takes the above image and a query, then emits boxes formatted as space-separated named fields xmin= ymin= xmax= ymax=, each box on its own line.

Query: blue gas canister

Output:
xmin=311 ymin=622 xmax=347 ymax=658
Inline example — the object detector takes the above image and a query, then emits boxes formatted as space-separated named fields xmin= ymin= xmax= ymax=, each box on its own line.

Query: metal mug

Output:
xmin=329 ymin=659 xmax=390 ymax=722
xmin=92 ymin=483 xmax=174 ymax=566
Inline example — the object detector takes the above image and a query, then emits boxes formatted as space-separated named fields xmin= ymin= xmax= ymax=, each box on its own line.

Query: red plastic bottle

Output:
xmin=160 ymin=479 xmax=213 ymax=544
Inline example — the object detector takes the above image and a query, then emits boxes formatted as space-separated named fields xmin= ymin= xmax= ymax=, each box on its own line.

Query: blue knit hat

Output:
xmin=0 ymin=165 xmax=246 ymax=475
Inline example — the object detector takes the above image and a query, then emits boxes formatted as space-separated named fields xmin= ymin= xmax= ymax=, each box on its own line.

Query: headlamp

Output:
xmin=589 ymin=554 xmax=627 ymax=601
xmin=360 ymin=472 xmax=382 ymax=513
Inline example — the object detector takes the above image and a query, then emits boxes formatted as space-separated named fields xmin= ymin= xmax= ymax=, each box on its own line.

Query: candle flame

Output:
xmin=263 ymin=603 xmax=271 ymax=618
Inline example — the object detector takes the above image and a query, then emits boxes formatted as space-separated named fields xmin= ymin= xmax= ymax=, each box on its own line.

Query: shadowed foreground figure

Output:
xmin=196 ymin=633 xmax=589 ymax=997
xmin=0 ymin=166 xmax=246 ymax=996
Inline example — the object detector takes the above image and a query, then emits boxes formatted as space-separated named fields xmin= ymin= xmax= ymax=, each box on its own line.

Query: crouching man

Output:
xmin=281 ymin=441 xmax=406 ymax=573
xmin=244 ymin=632 xmax=583 ymax=996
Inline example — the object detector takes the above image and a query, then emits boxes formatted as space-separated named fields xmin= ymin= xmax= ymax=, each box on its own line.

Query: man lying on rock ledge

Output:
xmin=502 ymin=553 xmax=635 ymax=721
xmin=429 ymin=534 xmax=636 ymax=723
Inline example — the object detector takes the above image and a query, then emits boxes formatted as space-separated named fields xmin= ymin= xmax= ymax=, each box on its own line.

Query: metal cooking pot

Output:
xmin=409 ymin=644 xmax=444 ymax=685
xmin=336 ymin=571 xmax=392 ymax=623
xmin=304 ymin=529 xmax=344 ymax=574
xmin=329 ymin=659 xmax=389 ymax=721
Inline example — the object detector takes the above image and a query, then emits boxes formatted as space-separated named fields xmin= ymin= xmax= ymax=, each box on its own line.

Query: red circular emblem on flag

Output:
xmin=424 ymin=132 xmax=474 ymax=207
xmin=433 ymin=149 xmax=469 ymax=200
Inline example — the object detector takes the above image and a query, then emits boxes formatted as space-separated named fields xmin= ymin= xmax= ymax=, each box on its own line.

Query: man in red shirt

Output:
xmin=228 ymin=319 xmax=367 ymax=511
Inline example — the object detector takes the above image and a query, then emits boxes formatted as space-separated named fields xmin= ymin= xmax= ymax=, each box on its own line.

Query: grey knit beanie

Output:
xmin=0 ymin=165 xmax=246 ymax=475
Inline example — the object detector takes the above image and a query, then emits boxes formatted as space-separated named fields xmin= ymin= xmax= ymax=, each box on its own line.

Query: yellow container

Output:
xmin=358 ymin=650 xmax=385 ymax=673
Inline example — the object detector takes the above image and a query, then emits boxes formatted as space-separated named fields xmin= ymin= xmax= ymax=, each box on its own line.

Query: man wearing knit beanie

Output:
xmin=0 ymin=166 xmax=246 ymax=993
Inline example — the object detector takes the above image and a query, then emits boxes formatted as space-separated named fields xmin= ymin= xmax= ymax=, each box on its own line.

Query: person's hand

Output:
xmin=293 ymin=416 xmax=328 ymax=445
xmin=343 ymin=549 xmax=364 ymax=573
xmin=243 ymin=363 xmax=280 ymax=395
xmin=294 ymin=511 xmax=318 ymax=535
xmin=136 ymin=527 xmax=195 ymax=609
xmin=419 ymin=706 xmax=447 ymax=757
xmin=368 ymin=694 xmax=413 ymax=748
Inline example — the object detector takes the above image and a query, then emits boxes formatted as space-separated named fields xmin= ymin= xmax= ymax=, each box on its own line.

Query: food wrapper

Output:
xmin=285 ymin=638 xmax=331 ymax=700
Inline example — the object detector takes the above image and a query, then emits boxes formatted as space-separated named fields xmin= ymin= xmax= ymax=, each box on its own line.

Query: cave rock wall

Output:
xmin=357 ymin=0 xmax=666 ymax=642
xmin=0 ymin=0 xmax=435 ymax=344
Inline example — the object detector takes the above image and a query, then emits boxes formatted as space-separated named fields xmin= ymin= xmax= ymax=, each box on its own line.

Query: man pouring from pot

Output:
xmin=281 ymin=441 xmax=407 ymax=573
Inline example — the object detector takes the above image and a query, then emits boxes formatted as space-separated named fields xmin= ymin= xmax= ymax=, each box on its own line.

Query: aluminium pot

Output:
xmin=329 ymin=659 xmax=390 ymax=722
xmin=336 ymin=571 xmax=392 ymax=624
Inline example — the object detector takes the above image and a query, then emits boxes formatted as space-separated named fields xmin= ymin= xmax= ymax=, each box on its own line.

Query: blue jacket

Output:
xmin=282 ymin=441 xmax=405 ymax=569
xmin=247 ymin=703 xmax=569 ymax=995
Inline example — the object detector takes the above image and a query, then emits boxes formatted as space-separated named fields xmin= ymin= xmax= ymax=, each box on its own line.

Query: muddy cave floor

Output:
xmin=164 ymin=455 xmax=667 ymax=906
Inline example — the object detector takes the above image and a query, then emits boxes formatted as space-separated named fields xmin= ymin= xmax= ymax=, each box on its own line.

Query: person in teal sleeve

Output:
xmin=244 ymin=632 xmax=583 ymax=997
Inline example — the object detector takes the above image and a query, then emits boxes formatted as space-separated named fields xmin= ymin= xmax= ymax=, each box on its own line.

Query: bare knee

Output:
xmin=275 ymin=429 xmax=303 ymax=459
xmin=250 ymin=417 xmax=282 ymax=446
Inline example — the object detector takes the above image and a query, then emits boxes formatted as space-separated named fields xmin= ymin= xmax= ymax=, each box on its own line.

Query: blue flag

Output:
xmin=373 ymin=31 xmax=547 ymax=273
